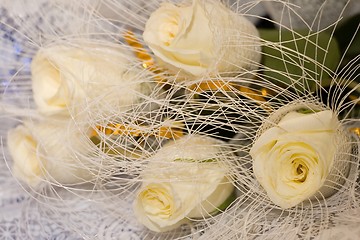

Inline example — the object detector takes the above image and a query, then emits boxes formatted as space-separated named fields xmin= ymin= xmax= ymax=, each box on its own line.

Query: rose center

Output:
xmin=292 ymin=160 xmax=308 ymax=183
xmin=159 ymin=20 xmax=179 ymax=46
xmin=296 ymin=165 xmax=303 ymax=175
xmin=141 ymin=187 xmax=173 ymax=219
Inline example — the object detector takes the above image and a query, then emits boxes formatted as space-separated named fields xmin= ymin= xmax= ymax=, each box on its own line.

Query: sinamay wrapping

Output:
xmin=0 ymin=0 xmax=360 ymax=239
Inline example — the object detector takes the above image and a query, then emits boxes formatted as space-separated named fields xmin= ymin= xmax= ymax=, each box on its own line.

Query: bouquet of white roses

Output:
xmin=0 ymin=0 xmax=360 ymax=239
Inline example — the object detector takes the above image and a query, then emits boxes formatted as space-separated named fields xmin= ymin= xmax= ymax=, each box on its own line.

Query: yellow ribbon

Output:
xmin=123 ymin=30 xmax=166 ymax=84
xmin=91 ymin=121 xmax=184 ymax=140
xmin=189 ymin=80 xmax=271 ymax=111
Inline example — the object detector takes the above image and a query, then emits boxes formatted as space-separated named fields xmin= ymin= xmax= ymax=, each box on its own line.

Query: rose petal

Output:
xmin=251 ymin=110 xmax=341 ymax=209
xmin=278 ymin=110 xmax=338 ymax=133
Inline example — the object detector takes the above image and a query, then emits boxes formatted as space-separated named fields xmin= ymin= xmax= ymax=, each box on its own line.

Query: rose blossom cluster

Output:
xmin=132 ymin=0 xmax=351 ymax=232
xmin=6 ymin=0 xmax=354 ymax=235
xmin=8 ymin=42 xmax=156 ymax=187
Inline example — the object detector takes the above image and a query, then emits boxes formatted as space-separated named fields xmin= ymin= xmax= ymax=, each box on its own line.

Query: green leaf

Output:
xmin=316 ymin=78 xmax=360 ymax=118
xmin=296 ymin=108 xmax=320 ymax=114
xmin=259 ymin=29 xmax=341 ymax=92
xmin=334 ymin=13 xmax=360 ymax=60
xmin=333 ymin=14 xmax=360 ymax=83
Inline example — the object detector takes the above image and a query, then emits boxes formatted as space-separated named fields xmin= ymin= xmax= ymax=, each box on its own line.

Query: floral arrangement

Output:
xmin=0 ymin=0 xmax=360 ymax=239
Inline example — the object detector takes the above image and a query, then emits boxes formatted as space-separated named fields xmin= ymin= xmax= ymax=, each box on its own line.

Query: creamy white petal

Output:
xmin=278 ymin=110 xmax=338 ymax=133
xmin=27 ymin=118 xmax=95 ymax=184
xmin=134 ymin=182 xmax=190 ymax=232
xmin=32 ymin=43 xmax=151 ymax=114
xmin=8 ymin=124 xmax=44 ymax=187
xmin=143 ymin=0 xmax=261 ymax=78
xmin=251 ymin=110 xmax=346 ymax=209
xmin=8 ymin=118 xmax=96 ymax=187
xmin=134 ymin=135 xmax=234 ymax=232
xmin=188 ymin=176 xmax=234 ymax=218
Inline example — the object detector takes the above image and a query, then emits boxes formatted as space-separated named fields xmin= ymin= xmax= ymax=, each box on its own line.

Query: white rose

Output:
xmin=134 ymin=135 xmax=235 ymax=232
xmin=143 ymin=0 xmax=261 ymax=78
xmin=250 ymin=109 xmax=350 ymax=209
xmin=7 ymin=118 xmax=96 ymax=187
xmin=31 ymin=42 xmax=153 ymax=114
xmin=8 ymin=124 xmax=44 ymax=187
